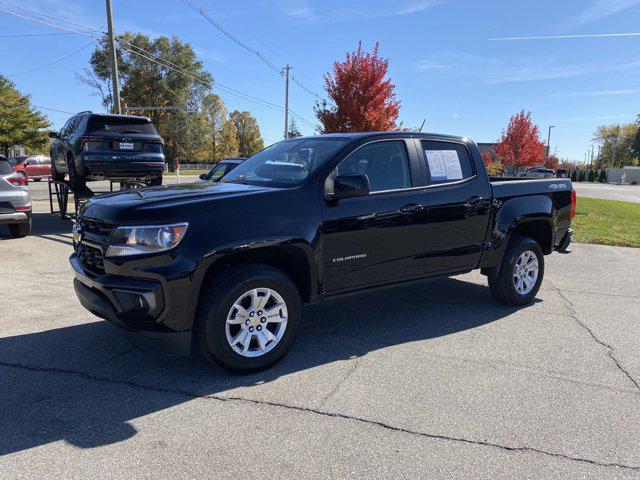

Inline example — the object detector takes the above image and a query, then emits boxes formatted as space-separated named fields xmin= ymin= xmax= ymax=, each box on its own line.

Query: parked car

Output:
xmin=71 ymin=132 xmax=575 ymax=373
xmin=0 ymin=157 xmax=32 ymax=237
xmin=9 ymin=154 xmax=52 ymax=181
xmin=198 ymin=158 xmax=246 ymax=182
xmin=49 ymin=112 xmax=165 ymax=188
xmin=525 ymin=167 xmax=556 ymax=178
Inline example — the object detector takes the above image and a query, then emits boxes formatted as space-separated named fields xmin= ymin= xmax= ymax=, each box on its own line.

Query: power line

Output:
xmin=7 ymin=41 xmax=95 ymax=76
xmin=0 ymin=32 xmax=79 ymax=38
xmin=32 ymin=105 xmax=75 ymax=115
xmin=176 ymin=0 xmax=282 ymax=74
xmin=0 ymin=8 xmax=101 ymax=39
xmin=0 ymin=0 xmax=105 ymax=34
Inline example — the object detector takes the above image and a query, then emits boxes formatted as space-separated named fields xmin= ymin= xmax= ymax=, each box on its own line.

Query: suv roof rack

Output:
xmin=76 ymin=110 xmax=92 ymax=115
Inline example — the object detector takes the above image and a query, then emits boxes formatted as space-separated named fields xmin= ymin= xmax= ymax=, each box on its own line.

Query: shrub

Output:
xmin=485 ymin=161 xmax=504 ymax=177
xmin=578 ymin=170 xmax=585 ymax=182
xmin=598 ymin=169 xmax=607 ymax=183
xmin=588 ymin=170 xmax=595 ymax=182
xmin=571 ymin=170 xmax=577 ymax=182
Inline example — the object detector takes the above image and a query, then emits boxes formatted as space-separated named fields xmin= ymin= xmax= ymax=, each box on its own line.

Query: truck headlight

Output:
xmin=106 ymin=223 xmax=188 ymax=257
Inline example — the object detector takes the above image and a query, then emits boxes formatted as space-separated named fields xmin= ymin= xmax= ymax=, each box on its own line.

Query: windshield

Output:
xmin=0 ymin=160 xmax=14 ymax=176
xmin=221 ymin=137 xmax=348 ymax=187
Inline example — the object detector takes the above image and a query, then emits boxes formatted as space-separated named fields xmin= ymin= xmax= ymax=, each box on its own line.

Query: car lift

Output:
xmin=48 ymin=178 xmax=148 ymax=220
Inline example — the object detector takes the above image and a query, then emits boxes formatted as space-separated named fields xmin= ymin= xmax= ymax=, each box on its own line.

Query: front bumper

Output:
xmin=71 ymin=255 xmax=191 ymax=356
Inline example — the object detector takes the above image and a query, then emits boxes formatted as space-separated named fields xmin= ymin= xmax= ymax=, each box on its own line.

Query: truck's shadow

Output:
xmin=0 ymin=277 xmax=531 ymax=455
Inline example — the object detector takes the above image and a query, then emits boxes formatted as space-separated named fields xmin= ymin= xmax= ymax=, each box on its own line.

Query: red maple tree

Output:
xmin=315 ymin=42 xmax=400 ymax=133
xmin=481 ymin=151 xmax=493 ymax=166
xmin=545 ymin=154 xmax=559 ymax=169
xmin=494 ymin=111 xmax=546 ymax=168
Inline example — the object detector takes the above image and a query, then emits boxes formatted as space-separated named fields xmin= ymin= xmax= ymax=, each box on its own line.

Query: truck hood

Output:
xmin=80 ymin=181 xmax=275 ymax=223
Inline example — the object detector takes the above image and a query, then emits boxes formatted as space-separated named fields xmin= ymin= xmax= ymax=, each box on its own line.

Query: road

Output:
xmin=1 ymin=205 xmax=640 ymax=479
xmin=574 ymin=183 xmax=640 ymax=204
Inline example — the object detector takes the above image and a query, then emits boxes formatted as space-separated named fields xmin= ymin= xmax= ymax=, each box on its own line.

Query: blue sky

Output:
xmin=1 ymin=0 xmax=639 ymax=161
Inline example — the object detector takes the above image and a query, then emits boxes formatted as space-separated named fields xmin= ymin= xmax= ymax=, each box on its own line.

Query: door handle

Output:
xmin=464 ymin=196 xmax=483 ymax=208
xmin=400 ymin=203 xmax=423 ymax=214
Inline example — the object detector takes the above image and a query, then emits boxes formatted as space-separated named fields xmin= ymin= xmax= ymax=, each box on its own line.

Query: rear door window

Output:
xmin=421 ymin=140 xmax=475 ymax=184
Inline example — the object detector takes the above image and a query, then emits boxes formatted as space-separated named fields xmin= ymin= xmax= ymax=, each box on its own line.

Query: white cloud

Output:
xmin=550 ymin=88 xmax=640 ymax=97
xmin=278 ymin=0 xmax=445 ymax=23
xmin=452 ymin=112 xmax=459 ymax=120
xmin=564 ymin=0 xmax=640 ymax=28
xmin=414 ymin=51 xmax=640 ymax=84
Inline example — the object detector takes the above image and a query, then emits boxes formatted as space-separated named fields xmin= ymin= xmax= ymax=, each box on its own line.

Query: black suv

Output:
xmin=49 ymin=112 xmax=165 ymax=187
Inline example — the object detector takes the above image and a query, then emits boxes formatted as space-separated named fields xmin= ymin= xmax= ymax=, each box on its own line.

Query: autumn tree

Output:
xmin=493 ymin=111 xmax=546 ymax=169
xmin=481 ymin=151 xmax=493 ymax=166
xmin=202 ymin=93 xmax=233 ymax=162
xmin=217 ymin=118 xmax=240 ymax=159
xmin=315 ymin=42 xmax=400 ymax=133
xmin=0 ymin=75 xmax=50 ymax=157
xmin=545 ymin=154 xmax=559 ymax=169
xmin=230 ymin=110 xmax=264 ymax=157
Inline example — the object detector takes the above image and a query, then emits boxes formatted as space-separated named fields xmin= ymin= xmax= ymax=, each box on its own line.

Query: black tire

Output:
xmin=67 ymin=153 xmax=86 ymax=189
xmin=147 ymin=174 xmax=163 ymax=186
xmin=8 ymin=220 xmax=31 ymax=238
xmin=487 ymin=235 xmax=544 ymax=306
xmin=195 ymin=264 xmax=302 ymax=374
xmin=51 ymin=161 xmax=64 ymax=182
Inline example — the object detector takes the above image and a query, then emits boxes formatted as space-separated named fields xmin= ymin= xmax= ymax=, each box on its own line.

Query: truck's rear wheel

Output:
xmin=195 ymin=264 xmax=301 ymax=373
xmin=488 ymin=235 xmax=544 ymax=306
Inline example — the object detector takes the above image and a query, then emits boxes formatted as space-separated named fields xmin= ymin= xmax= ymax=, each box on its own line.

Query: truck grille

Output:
xmin=75 ymin=217 xmax=114 ymax=275
xmin=77 ymin=243 xmax=105 ymax=275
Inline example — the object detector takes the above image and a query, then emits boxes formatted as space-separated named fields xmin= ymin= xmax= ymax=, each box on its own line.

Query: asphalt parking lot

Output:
xmin=1 ymin=203 xmax=640 ymax=479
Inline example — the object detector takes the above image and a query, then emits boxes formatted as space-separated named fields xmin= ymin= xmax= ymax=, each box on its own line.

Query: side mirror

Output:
xmin=331 ymin=174 xmax=370 ymax=200
xmin=48 ymin=131 xmax=60 ymax=139
xmin=199 ymin=173 xmax=208 ymax=180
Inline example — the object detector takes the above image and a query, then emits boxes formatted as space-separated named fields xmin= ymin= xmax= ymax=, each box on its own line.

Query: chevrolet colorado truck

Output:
xmin=71 ymin=132 xmax=575 ymax=373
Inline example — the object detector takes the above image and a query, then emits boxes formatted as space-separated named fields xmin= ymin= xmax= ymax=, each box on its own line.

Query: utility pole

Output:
xmin=546 ymin=125 xmax=555 ymax=159
xmin=105 ymin=0 xmax=121 ymax=114
xmin=283 ymin=64 xmax=291 ymax=140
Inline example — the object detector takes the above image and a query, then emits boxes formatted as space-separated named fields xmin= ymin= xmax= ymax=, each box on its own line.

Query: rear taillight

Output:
xmin=79 ymin=135 xmax=108 ymax=150
xmin=7 ymin=175 xmax=27 ymax=186
xmin=15 ymin=205 xmax=31 ymax=212
xmin=570 ymin=189 xmax=576 ymax=219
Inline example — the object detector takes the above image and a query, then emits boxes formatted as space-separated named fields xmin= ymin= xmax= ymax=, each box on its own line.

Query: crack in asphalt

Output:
xmin=548 ymin=281 xmax=640 ymax=393
xmin=0 ymin=359 xmax=638 ymax=472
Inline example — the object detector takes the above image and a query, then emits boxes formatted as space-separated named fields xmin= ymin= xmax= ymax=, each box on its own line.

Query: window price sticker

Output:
xmin=425 ymin=149 xmax=463 ymax=180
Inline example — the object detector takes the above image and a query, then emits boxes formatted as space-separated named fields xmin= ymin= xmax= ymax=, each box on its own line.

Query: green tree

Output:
xmin=81 ymin=32 xmax=212 ymax=160
xmin=230 ymin=110 xmax=264 ymax=157
xmin=0 ymin=75 xmax=50 ymax=157
xmin=593 ymin=123 xmax=638 ymax=168
xmin=632 ymin=114 xmax=640 ymax=159
xmin=287 ymin=118 xmax=302 ymax=139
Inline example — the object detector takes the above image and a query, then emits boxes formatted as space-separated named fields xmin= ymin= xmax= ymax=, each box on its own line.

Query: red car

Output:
xmin=8 ymin=155 xmax=52 ymax=181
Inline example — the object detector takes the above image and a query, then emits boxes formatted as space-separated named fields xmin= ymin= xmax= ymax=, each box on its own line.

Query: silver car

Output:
xmin=525 ymin=167 xmax=556 ymax=179
xmin=0 ymin=157 xmax=32 ymax=237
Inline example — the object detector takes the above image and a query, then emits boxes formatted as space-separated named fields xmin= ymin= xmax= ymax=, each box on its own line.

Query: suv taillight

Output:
xmin=570 ymin=189 xmax=576 ymax=220
xmin=79 ymin=135 xmax=107 ymax=150
xmin=7 ymin=175 xmax=27 ymax=186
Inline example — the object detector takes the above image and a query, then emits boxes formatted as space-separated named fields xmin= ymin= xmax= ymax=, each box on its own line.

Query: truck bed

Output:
xmin=490 ymin=177 xmax=572 ymax=199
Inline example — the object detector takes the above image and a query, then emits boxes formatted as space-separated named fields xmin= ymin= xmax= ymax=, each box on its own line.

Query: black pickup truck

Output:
xmin=71 ymin=132 xmax=575 ymax=373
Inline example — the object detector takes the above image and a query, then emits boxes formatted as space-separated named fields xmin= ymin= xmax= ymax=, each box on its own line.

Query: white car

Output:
xmin=0 ymin=157 xmax=32 ymax=237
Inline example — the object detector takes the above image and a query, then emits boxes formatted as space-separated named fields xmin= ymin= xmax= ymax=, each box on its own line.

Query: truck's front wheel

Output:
xmin=488 ymin=235 xmax=544 ymax=306
xmin=195 ymin=264 xmax=302 ymax=373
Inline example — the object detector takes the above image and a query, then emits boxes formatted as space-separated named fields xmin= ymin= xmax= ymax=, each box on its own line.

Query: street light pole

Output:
xmin=105 ymin=0 xmax=121 ymax=114
xmin=546 ymin=125 xmax=555 ymax=159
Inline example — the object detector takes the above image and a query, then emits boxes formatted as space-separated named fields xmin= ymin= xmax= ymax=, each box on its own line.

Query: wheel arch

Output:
xmin=190 ymin=241 xmax=317 ymax=322
xmin=480 ymin=195 xmax=555 ymax=268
